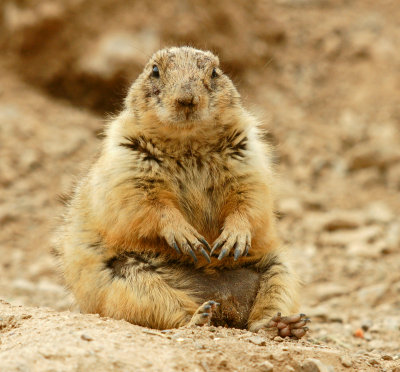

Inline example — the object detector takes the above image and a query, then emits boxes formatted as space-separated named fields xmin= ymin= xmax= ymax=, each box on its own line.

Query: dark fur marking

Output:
xmin=51 ymin=247 xmax=61 ymax=257
xmin=57 ymin=193 xmax=72 ymax=205
xmin=120 ymin=136 xmax=163 ymax=165
xmin=129 ymin=177 xmax=166 ymax=190
xmin=142 ymin=155 xmax=162 ymax=164
xmin=203 ymin=79 xmax=212 ymax=92
xmin=196 ymin=156 xmax=204 ymax=170
xmin=177 ymin=179 xmax=185 ymax=191
xmin=87 ymin=241 xmax=102 ymax=250
xmin=106 ymin=252 xmax=157 ymax=279
xmin=215 ymin=131 xmax=247 ymax=160
xmin=175 ymin=159 xmax=185 ymax=170
xmin=231 ymin=136 xmax=247 ymax=154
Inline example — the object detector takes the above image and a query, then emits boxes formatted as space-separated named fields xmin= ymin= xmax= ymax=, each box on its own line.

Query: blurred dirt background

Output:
xmin=0 ymin=0 xmax=399 ymax=371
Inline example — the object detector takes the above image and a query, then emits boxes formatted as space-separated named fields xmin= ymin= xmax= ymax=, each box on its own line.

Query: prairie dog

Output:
xmin=55 ymin=46 xmax=308 ymax=337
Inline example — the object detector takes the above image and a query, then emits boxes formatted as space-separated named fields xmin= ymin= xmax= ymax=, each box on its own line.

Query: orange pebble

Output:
xmin=354 ymin=328 xmax=364 ymax=338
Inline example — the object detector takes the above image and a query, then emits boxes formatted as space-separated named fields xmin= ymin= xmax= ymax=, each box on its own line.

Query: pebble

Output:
xmin=361 ymin=320 xmax=372 ymax=331
xmin=306 ymin=305 xmax=343 ymax=323
xmin=340 ymin=355 xmax=353 ymax=367
xmin=248 ymin=336 xmax=266 ymax=346
xmin=347 ymin=144 xmax=400 ymax=171
xmin=365 ymin=202 xmax=393 ymax=224
xmin=194 ymin=342 xmax=206 ymax=350
xmin=321 ymin=210 xmax=365 ymax=231
xmin=353 ymin=328 xmax=364 ymax=339
xmin=301 ymin=358 xmax=330 ymax=372
xmin=258 ymin=360 xmax=274 ymax=371
xmin=304 ymin=211 xmax=364 ymax=233
xmin=381 ymin=355 xmax=393 ymax=360
xmin=81 ymin=334 xmax=93 ymax=341
xmin=278 ymin=198 xmax=303 ymax=218
xmin=274 ymin=336 xmax=284 ymax=342
xmin=346 ymin=241 xmax=385 ymax=258
xmin=356 ymin=283 xmax=388 ymax=305
xmin=319 ymin=225 xmax=382 ymax=247
xmin=170 ymin=333 xmax=185 ymax=340
xmin=387 ymin=163 xmax=400 ymax=189
xmin=314 ymin=283 xmax=348 ymax=301
xmin=369 ymin=358 xmax=379 ymax=365
xmin=386 ymin=222 xmax=400 ymax=251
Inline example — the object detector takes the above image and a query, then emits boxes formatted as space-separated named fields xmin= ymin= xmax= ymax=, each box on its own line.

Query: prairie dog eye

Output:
xmin=152 ymin=65 xmax=160 ymax=78
xmin=211 ymin=68 xmax=218 ymax=78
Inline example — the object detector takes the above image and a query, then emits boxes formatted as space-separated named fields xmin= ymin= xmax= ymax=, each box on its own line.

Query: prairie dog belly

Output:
xmin=107 ymin=253 xmax=260 ymax=328
xmin=174 ymin=267 xmax=261 ymax=329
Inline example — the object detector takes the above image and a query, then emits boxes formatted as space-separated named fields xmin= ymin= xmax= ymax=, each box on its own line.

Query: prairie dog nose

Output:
xmin=176 ymin=94 xmax=199 ymax=108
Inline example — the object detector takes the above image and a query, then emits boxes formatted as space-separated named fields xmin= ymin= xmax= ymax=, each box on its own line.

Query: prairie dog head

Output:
xmin=125 ymin=46 xmax=241 ymax=130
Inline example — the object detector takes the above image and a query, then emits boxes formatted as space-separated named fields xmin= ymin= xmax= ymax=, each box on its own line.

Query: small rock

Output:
xmin=301 ymin=358 xmax=330 ymax=372
xmin=353 ymin=328 xmax=364 ymax=339
xmin=301 ymin=192 xmax=326 ymax=211
xmin=381 ymin=355 xmax=393 ymax=360
xmin=314 ymin=282 xmax=348 ymax=301
xmin=365 ymin=202 xmax=393 ymax=224
xmin=361 ymin=320 xmax=372 ymax=331
xmin=258 ymin=360 xmax=274 ymax=371
xmin=285 ymin=366 xmax=295 ymax=372
xmin=278 ymin=198 xmax=303 ymax=218
xmin=273 ymin=352 xmax=290 ymax=363
xmin=364 ymin=333 xmax=372 ymax=341
xmin=81 ymin=334 xmax=93 ymax=341
xmin=353 ymin=168 xmax=382 ymax=187
xmin=319 ymin=225 xmax=382 ymax=247
xmin=387 ymin=163 xmax=400 ymax=189
xmin=321 ymin=210 xmax=366 ymax=231
xmin=274 ymin=336 xmax=284 ymax=342
xmin=356 ymin=283 xmax=388 ymax=305
xmin=170 ymin=333 xmax=184 ymax=340
xmin=347 ymin=143 xmax=400 ymax=171
xmin=385 ymin=222 xmax=400 ymax=252
xmin=195 ymin=342 xmax=206 ymax=350
xmin=347 ymin=240 xmax=385 ymax=258
xmin=347 ymin=146 xmax=379 ymax=170
xmin=12 ymin=279 xmax=36 ymax=293
xmin=369 ymin=358 xmax=379 ymax=366
xmin=340 ymin=356 xmax=353 ymax=367
xmin=248 ymin=336 xmax=266 ymax=346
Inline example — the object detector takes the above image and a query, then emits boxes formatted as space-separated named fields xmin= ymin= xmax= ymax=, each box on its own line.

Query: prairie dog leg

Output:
xmin=247 ymin=252 xmax=309 ymax=338
xmin=74 ymin=251 xmax=203 ymax=330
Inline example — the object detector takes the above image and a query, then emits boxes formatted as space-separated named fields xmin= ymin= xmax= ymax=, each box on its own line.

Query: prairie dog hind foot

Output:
xmin=187 ymin=301 xmax=220 ymax=327
xmin=259 ymin=312 xmax=310 ymax=339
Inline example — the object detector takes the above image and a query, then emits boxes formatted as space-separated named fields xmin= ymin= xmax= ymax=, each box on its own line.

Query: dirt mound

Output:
xmin=0 ymin=300 xmax=388 ymax=371
xmin=1 ymin=0 xmax=400 ymax=371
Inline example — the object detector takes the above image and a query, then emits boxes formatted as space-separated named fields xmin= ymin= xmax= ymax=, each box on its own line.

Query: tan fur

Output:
xmin=55 ymin=46 xmax=299 ymax=330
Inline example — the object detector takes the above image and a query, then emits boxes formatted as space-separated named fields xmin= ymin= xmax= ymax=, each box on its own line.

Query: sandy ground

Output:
xmin=1 ymin=0 xmax=400 ymax=371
